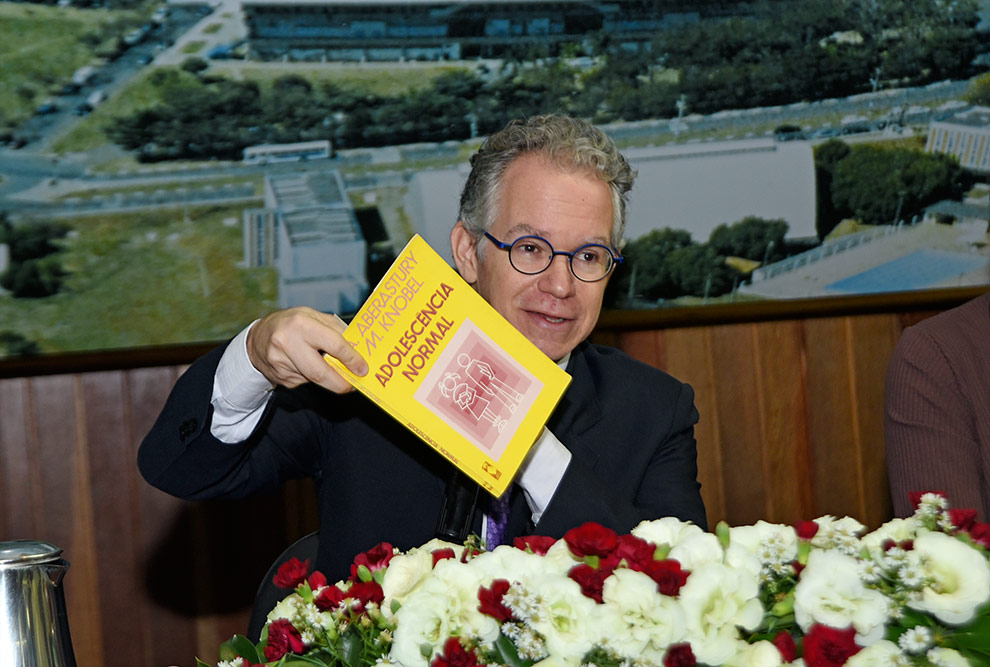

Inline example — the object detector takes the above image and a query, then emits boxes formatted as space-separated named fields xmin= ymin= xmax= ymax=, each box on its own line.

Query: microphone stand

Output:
xmin=435 ymin=469 xmax=480 ymax=542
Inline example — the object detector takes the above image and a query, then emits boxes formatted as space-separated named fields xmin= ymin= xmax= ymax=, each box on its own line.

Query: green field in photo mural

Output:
xmin=1 ymin=0 xmax=989 ymax=358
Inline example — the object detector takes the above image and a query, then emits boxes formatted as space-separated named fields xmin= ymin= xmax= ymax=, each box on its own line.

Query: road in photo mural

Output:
xmin=1 ymin=0 xmax=989 ymax=358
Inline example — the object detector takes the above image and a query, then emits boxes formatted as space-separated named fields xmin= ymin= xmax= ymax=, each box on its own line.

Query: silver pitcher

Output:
xmin=0 ymin=541 xmax=77 ymax=667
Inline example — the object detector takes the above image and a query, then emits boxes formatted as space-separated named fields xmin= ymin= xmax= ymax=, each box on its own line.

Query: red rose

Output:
xmin=564 ymin=522 xmax=618 ymax=558
xmin=643 ymin=558 xmax=690 ymax=597
xmin=568 ymin=563 xmax=613 ymax=603
xmin=663 ymin=642 xmax=696 ymax=667
xmin=432 ymin=548 xmax=456 ymax=566
xmin=273 ymin=557 xmax=310 ymax=589
xmin=477 ymin=579 xmax=514 ymax=621
xmin=773 ymin=631 xmax=797 ymax=662
xmin=307 ymin=570 xmax=327 ymax=590
xmin=802 ymin=624 xmax=861 ymax=667
xmin=950 ymin=508 xmax=977 ymax=532
xmin=513 ymin=535 xmax=557 ymax=555
xmin=264 ymin=619 xmax=305 ymax=661
xmin=908 ymin=490 xmax=945 ymax=509
xmin=347 ymin=580 xmax=384 ymax=612
xmin=431 ymin=637 xmax=480 ymax=667
xmin=795 ymin=520 xmax=819 ymax=541
xmin=969 ymin=522 xmax=990 ymax=548
xmin=614 ymin=534 xmax=656 ymax=571
xmin=314 ymin=583 xmax=347 ymax=611
xmin=350 ymin=542 xmax=394 ymax=581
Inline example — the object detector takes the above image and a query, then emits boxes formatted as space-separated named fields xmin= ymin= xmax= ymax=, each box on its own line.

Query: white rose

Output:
xmin=844 ymin=639 xmax=902 ymax=666
xmin=678 ymin=561 xmax=764 ymax=665
xmin=426 ymin=558 xmax=499 ymax=643
xmin=793 ymin=549 xmax=888 ymax=644
xmin=523 ymin=574 xmax=600 ymax=662
xmin=731 ymin=521 xmax=798 ymax=560
xmin=542 ymin=538 xmax=582 ymax=573
xmin=668 ymin=531 xmax=725 ymax=570
xmin=927 ymin=646 xmax=972 ymax=667
xmin=600 ymin=568 xmax=687 ymax=661
xmin=722 ymin=639 xmax=784 ymax=667
xmin=725 ymin=543 xmax=764 ymax=580
xmin=908 ymin=531 xmax=990 ymax=625
xmin=267 ymin=592 xmax=306 ymax=623
xmin=389 ymin=590 xmax=456 ymax=667
xmin=632 ymin=516 xmax=705 ymax=548
xmin=860 ymin=517 xmax=924 ymax=556
xmin=381 ymin=548 xmax=434 ymax=606
xmin=474 ymin=544 xmax=559 ymax=581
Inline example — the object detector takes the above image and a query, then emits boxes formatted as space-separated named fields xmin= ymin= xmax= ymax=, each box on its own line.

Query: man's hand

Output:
xmin=247 ymin=307 xmax=368 ymax=393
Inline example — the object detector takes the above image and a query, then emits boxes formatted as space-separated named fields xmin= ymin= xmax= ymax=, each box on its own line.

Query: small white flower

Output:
xmin=811 ymin=516 xmax=864 ymax=553
xmin=916 ymin=493 xmax=948 ymax=516
xmin=859 ymin=559 xmax=884 ymax=584
xmin=897 ymin=562 xmax=926 ymax=589
xmin=897 ymin=625 xmax=932 ymax=654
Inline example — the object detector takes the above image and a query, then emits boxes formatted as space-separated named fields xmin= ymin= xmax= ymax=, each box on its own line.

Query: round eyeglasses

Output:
xmin=484 ymin=232 xmax=622 ymax=282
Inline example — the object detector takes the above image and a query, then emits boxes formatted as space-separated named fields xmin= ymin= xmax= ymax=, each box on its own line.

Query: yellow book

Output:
xmin=325 ymin=234 xmax=571 ymax=497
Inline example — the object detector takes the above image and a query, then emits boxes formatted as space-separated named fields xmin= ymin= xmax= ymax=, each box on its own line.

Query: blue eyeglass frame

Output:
xmin=483 ymin=232 xmax=623 ymax=283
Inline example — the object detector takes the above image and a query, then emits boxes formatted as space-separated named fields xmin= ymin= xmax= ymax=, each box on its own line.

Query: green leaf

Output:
xmin=493 ymin=634 xmax=534 ymax=667
xmin=217 ymin=635 xmax=261 ymax=664
xmin=341 ymin=630 xmax=364 ymax=667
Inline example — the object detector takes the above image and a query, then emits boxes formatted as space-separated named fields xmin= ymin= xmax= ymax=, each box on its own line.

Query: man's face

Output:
xmin=451 ymin=153 xmax=615 ymax=362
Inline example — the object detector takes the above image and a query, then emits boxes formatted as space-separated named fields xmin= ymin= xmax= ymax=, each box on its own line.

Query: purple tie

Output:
xmin=486 ymin=489 xmax=512 ymax=549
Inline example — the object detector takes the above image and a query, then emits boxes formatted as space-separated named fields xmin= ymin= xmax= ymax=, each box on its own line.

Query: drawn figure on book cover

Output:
xmin=456 ymin=352 xmax=523 ymax=413
xmin=439 ymin=372 xmax=508 ymax=433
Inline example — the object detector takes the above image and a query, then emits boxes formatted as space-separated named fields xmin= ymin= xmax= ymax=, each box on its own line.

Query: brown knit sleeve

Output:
xmin=884 ymin=325 xmax=983 ymax=519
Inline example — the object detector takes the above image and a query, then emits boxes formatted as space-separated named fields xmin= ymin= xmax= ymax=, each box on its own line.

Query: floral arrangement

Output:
xmin=202 ymin=492 xmax=990 ymax=667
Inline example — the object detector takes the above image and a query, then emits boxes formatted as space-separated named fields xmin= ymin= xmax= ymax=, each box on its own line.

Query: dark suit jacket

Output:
xmin=138 ymin=339 xmax=706 ymax=580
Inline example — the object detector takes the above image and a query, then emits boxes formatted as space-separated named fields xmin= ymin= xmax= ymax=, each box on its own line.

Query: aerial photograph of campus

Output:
xmin=1 ymin=0 xmax=989 ymax=358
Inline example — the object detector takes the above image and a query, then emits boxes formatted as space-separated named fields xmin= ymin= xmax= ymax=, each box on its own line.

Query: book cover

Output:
xmin=325 ymin=234 xmax=571 ymax=497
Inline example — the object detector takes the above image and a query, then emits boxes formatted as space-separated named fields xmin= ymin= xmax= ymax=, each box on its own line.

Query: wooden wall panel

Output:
xmin=0 ymin=301 xmax=965 ymax=667
xmin=705 ymin=324 xmax=768 ymax=526
xmin=661 ymin=326 xmax=724 ymax=528
xmin=0 ymin=378 xmax=33 ymax=539
xmin=755 ymin=321 xmax=814 ymax=524
xmin=803 ymin=316 xmax=863 ymax=521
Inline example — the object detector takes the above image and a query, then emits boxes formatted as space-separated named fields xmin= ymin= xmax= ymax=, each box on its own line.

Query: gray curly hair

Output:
xmin=457 ymin=114 xmax=636 ymax=252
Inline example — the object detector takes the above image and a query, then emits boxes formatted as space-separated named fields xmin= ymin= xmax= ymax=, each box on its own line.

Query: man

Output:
xmin=138 ymin=114 xmax=707 ymax=582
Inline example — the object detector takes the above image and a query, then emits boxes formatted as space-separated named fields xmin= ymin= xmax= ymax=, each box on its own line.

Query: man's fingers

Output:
xmin=248 ymin=307 xmax=367 ymax=393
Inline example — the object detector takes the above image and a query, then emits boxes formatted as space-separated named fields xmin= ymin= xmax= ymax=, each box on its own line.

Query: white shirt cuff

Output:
xmin=210 ymin=320 xmax=275 ymax=443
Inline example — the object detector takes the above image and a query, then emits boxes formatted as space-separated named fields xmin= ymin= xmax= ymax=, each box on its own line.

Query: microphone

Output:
xmin=435 ymin=469 xmax=480 ymax=542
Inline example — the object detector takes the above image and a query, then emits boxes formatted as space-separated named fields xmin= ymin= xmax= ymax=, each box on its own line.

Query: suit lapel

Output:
xmin=547 ymin=343 xmax=604 ymax=468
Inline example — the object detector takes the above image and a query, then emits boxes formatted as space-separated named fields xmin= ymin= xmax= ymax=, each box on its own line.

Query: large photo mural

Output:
xmin=1 ymin=0 xmax=989 ymax=358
